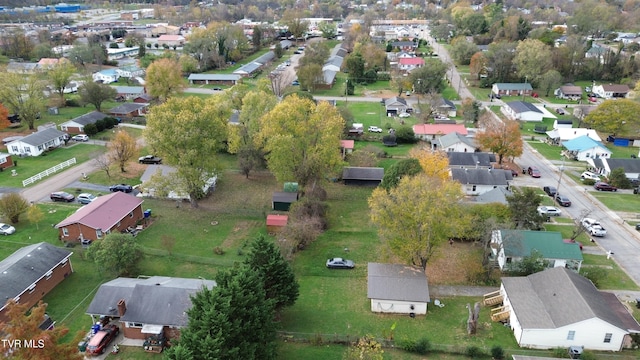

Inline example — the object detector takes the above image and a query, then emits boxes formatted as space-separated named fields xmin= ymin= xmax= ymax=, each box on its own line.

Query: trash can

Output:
xmin=636 ymin=298 xmax=640 ymax=309
xmin=78 ymin=341 xmax=87 ymax=352
xmin=144 ymin=209 xmax=151 ymax=218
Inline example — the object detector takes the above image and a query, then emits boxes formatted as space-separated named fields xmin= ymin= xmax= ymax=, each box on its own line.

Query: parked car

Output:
xmin=85 ymin=324 xmax=119 ymax=356
xmin=537 ymin=206 xmax=562 ymax=217
xmin=555 ymin=194 xmax=572 ymax=207
xmin=580 ymin=171 xmax=601 ymax=181
xmin=293 ymin=50 xmax=302 ymax=54
xmin=543 ymin=186 xmax=557 ymax=197
xmin=368 ymin=126 xmax=383 ymax=133
xmin=581 ymin=218 xmax=607 ymax=237
xmin=555 ymin=108 xmax=565 ymax=115
xmin=398 ymin=112 xmax=411 ymax=118
xmin=212 ymin=87 xmax=223 ymax=91
xmin=0 ymin=223 xmax=16 ymax=235
xmin=109 ymin=184 xmax=133 ymax=193
xmin=291 ymin=79 xmax=300 ymax=85
xmin=50 ymin=191 xmax=75 ymax=202
xmin=326 ymin=257 xmax=355 ymax=269
xmin=77 ymin=193 xmax=97 ymax=205
xmin=509 ymin=169 xmax=518 ymax=177
xmin=527 ymin=166 xmax=541 ymax=178
xmin=71 ymin=134 xmax=89 ymax=142
xmin=138 ymin=155 xmax=162 ymax=164
xmin=594 ymin=182 xmax=617 ymax=191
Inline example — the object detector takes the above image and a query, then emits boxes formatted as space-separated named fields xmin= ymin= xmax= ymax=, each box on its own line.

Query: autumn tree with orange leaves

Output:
xmin=0 ymin=300 xmax=84 ymax=360
xmin=476 ymin=115 xmax=523 ymax=164
xmin=0 ymin=103 xmax=10 ymax=130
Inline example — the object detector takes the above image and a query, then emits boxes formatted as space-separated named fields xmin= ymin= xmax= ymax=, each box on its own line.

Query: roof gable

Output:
xmin=438 ymin=132 xmax=475 ymax=148
xmin=498 ymin=230 xmax=583 ymax=260
xmin=447 ymin=152 xmax=496 ymax=167
xmin=507 ymin=101 xmax=543 ymax=114
xmin=11 ymin=128 xmax=67 ymax=146
xmin=413 ymin=124 xmax=468 ymax=136
xmin=367 ymin=263 xmax=429 ymax=301
xmin=55 ymin=192 xmax=143 ymax=230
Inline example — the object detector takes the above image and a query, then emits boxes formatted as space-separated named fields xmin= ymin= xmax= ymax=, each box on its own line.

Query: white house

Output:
xmin=6 ymin=128 xmax=68 ymax=157
xmin=502 ymin=101 xmax=544 ymax=122
xmin=367 ymin=263 xmax=429 ymax=315
xmin=398 ymin=57 xmax=424 ymax=72
xmin=92 ymin=69 xmax=119 ymax=84
xmin=139 ymin=165 xmax=216 ymax=200
xmin=115 ymin=65 xmax=145 ymax=79
xmin=554 ymin=85 xmax=582 ymax=100
xmin=588 ymin=158 xmax=640 ymax=179
xmin=592 ymin=84 xmax=630 ymax=99
xmin=562 ymin=135 xmax=611 ymax=161
xmin=450 ymin=168 xmax=511 ymax=196
xmin=499 ymin=267 xmax=640 ymax=351
xmin=545 ymin=128 xmax=602 ymax=144
xmin=437 ymin=132 xmax=476 ymax=153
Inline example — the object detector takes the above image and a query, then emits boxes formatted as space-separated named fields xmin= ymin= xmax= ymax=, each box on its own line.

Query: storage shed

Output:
xmin=272 ymin=192 xmax=298 ymax=211
xmin=342 ymin=167 xmax=384 ymax=186
xmin=266 ymin=214 xmax=288 ymax=234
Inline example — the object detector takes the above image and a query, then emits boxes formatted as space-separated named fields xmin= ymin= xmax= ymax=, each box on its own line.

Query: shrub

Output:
xmin=580 ymin=266 xmax=607 ymax=287
xmin=394 ymin=126 xmax=417 ymax=144
xmin=465 ymin=346 xmax=484 ymax=358
xmin=84 ymin=123 xmax=98 ymax=136
xmin=399 ymin=337 xmax=431 ymax=355
xmin=95 ymin=119 xmax=106 ymax=132
xmin=490 ymin=345 xmax=505 ymax=360
xmin=582 ymin=178 xmax=596 ymax=186
xmin=65 ymin=98 xmax=81 ymax=107
xmin=213 ymin=246 xmax=225 ymax=255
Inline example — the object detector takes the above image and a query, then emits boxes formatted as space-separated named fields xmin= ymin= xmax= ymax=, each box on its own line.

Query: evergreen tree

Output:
xmin=244 ymin=234 xmax=299 ymax=311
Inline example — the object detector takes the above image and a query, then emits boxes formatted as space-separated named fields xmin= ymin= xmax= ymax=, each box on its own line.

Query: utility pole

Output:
xmin=345 ymin=79 xmax=348 ymax=105
xmin=522 ymin=76 xmax=528 ymax=101
xmin=556 ymin=154 xmax=565 ymax=193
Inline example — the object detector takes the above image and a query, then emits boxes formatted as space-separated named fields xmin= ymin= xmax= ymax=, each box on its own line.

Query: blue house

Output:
xmin=563 ymin=135 xmax=611 ymax=161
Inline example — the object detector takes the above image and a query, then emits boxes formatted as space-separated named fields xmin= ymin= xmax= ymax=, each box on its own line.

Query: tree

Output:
xmin=298 ymin=41 xmax=329 ymax=67
xmin=319 ymin=21 xmax=337 ymax=39
xmin=506 ymin=187 xmax=544 ymax=230
xmin=145 ymin=58 xmax=185 ymax=102
xmin=86 ymin=233 xmax=143 ymax=276
xmin=345 ymin=52 xmax=365 ymax=83
xmin=410 ymin=148 xmax=451 ymax=182
xmin=609 ymin=167 xmax=632 ymax=189
xmin=258 ymin=95 xmax=345 ymax=191
xmin=108 ymin=131 xmax=139 ymax=173
xmin=538 ymin=70 xmax=563 ymax=97
xmin=485 ymin=42 xmax=517 ymax=83
xmin=243 ymin=234 xmax=299 ymax=312
xmin=46 ymin=59 xmax=76 ymax=105
xmin=509 ymin=249 xmax=547 ymax=276
xmin=369 ymin=174 xmax=466 ymax=270
xmin=0 ymin=193 xmax=29 ymax=224
xmin=514 ymin=39 xmax=553 ymax=86
xmin=343 ymin=335 xmax=384 ymax=360
xmin=297 ymin=63 xmax=323 ymax=92
xmin=430 ymin=22 xmax=452 ymax=42
xmin=0 ymin=300 xmax=84 ymax=360
xmin=166 ymin=267 xmax=276 ymax=360
xmin=380 ymin=158 xmax=422 ymax=191
xmin=409 ymin=59 xmax=449 ymax=94
xmin=0 ymin=73 xmax=45 ymax=130
xmin=584 ymin=99 xmax=640 ymax=136
xmin=460 ymin=98 xmax=482 ymax=125
xmin=145 ymin=96 xmax=230 ymax=208
xmin=79 ymin=81 xmax=117 ymax=112
xmin=0 ymin=103 xmax=10 ymax=130
xmin=26 ymin=205 xmax=44 ymax=230
xmin=450 ymin=36 xmax=479 ymax=65
xmin=476 ymin=116 xmax=523 ymax=164
xmin=252 ymin=26 xmax=263 ymax=51
xmin=281 ymin=9 xmax=309 ymax=41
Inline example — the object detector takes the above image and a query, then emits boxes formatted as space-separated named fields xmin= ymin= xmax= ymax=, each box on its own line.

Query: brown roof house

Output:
xmin=59 ymin=111 xmax=109 ymax=134
xmin=554 ymin=85 xmax=582 ymax=100
xmin=55 ymin=192 xmax=144 ymax=242
xmin=0 ymin=242 xmax=73 ymax=323
xmin=367 ymin=263 xmax=430 ymax=315
xmin=86 ymin=276 xmax=216 ymax=342
xmin=109 ymin=103 xmax=148 ymax=118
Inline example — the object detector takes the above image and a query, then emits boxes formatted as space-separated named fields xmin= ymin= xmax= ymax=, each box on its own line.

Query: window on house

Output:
xmin=127 ymin=322 xmax=143 ymax=328
xmin=25 ymin=147 xmax=31 ymax=153
xmin=506 ymin=257 xmax=512 ymax=263
xmin=62 ymin=228 xmax=68 ymax=236
xmin=11 ymin=146 xmax=18 ymax=152
xmin=0 ymin=157 xmax=6 ymax=164
xmin=117 ymin=221 xmax=121 ymax=227
xmin=96 ymin=229 xmax=103 ymax=239
xmin=604 ymin=333 xmax=612 ymax=343
xmin=567 ymin=330 xmax=575 ymax=340
xmin=129 ymin=212 xmax=134 ymax=218
xmin=472 ymin=185 xmax=476 ymax=192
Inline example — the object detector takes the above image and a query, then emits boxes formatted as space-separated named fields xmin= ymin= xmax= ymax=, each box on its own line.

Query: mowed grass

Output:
xmin=591 ymin=192 xmax=640 ymax=213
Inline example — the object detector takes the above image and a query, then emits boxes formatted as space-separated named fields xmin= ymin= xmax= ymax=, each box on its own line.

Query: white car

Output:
xmin=368 ymin=126 xmax=383 ymax=133
xmin=398 ymin=112 xmax=411 ymax=118
xmin=71 ymin=134 xmax=89 ymax=142
xmin=0 ymin=223 xmax=16 ymax=235
xmin=77 ymin=193 xmax=97 ymax=205
xmin=537 ymin=206 xmax=562 ymax=217
xmin=581 ymin=218 xmax=607 ymax=237
xmin=581 ymin=171 xmax=601 ymax=181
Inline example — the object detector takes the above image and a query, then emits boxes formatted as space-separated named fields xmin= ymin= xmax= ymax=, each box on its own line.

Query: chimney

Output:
xmin=117 ymin=299 xmax=127 ymax=317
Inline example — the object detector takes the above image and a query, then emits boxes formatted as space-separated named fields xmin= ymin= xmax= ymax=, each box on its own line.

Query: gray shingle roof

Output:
xmin=342 ymin=167 xmax=384 ymax=181
xmin=187 ymin=74 xmax=242 ymax=81
xmin=323 ymin=69 xmax=337 ymax=85
xmin=507 ymin=101 xmax=543 ymax=114
xmin=384 ymin=97 xmax=407 ymax=107
xmin=604 ymin=158 xmax=640 ymax=174
xmin=109 ymin=103 xmax=146 ymax=115
xmin=367 ymin=263 xmax=429 ymax=302
xmin=502 ymin=267 xmax=640 ymax=331
xmin=0 ymin=242 xmax=72 ymax=305
xmin=438 ymin=132 xmax=475 ymax=149
xmin=325 ymin=56 xmax=343 ymax=68
xmin=86 ymin=276 xmax=216 ymax=327
xmin=114 ymin=86 xmax=145 ymax=95
xmin=235 ymin=52 xmax=276 ymax=75
xmin=272 ymin=191 xmax=298 ymax=203
xmin=475 ymin=187 xmax=512 ymax=204
xmin=494 ymin=83 xmax=533 ymax=91
xmin=451 ymin=168 xmax=510 ymax=185
xmin=17 ymin=128 xmax=67 ymax=146
xmin=447 ymin=152 xmax=496 ymax=167
xmin=67 ymin=111 xmax=109 ymax=126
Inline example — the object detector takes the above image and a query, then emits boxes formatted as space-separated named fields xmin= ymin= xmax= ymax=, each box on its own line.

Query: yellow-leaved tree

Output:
xmin=145 ymin=58 xmax=185 ymax=102
xmin=108 ymin=130 xmax=139 ymax=173
xmin=258 ymin=95 xmax=345 ymax=191
xmin=409 ymin=147 xmax=450 ymax=181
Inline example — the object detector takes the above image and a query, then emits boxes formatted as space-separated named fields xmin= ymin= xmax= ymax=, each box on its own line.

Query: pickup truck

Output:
xmin=138 ymin=155 xmax=162 ymax=164
xmin=581 ymin=218 xmax=607 ymax=237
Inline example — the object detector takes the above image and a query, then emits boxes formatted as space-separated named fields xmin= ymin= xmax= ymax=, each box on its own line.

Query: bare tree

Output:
xmin=268 ymin=71 xmax=286 ymax=98
xmin=93 ymin=153 xmax=113 ymax=179
xmin=466 ymin=302 xmax=481 ymax=335
xmin=571 ymin=209 xmax=592 ymax=241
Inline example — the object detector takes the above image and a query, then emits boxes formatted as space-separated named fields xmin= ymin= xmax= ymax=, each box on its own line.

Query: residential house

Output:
xmin=502 ymin=101 xmax=544 ymax=122
xmin=55 ymin=192 xmax=144 ymax=242
xmin=545 ymin=128 xmax=601 ymax=144
xmin=322 ymin=56 xmax=343 ymax=72
xmin=234 ymin=51 xmax=275 ymax=77
xmin=107 ymin=47 xmax=140 ymax=61
xmin=447 ymin=152 xmax=496 ymax=169
xmin=555 ymin=85 xmax=583 ymax=100
xmin=384 ymin=97 xmax=411 ymax=115
xmin=498 ymin=267 xmax=640 ymax=350
xmin=0 ymin=242 xmax=73 ymax=323
xmin=93 ymin=69 xmax=119 ymax=84
xmin=86 ymin=276 xmax=216 ymax=341
xmin=115 ymin=86 xmax=146 ymax=100
xmin=272 ymin=192 xmax=298 ymax=211
xmin=398 ymin=57 xmax=424 ymax=72
xmin=592 ymin=84 xmax=630 ymax=99
xmin=390 ymin=41 xmax=418 ymax=52
xmin=552 ymin=119 xmax=573 ymax=129
xmin=438 ymin=132 xmax=476 ymax=153
xmin=321 ymin=69 xmax=338 ymax=89
xmin=0 ymin=152 xmax=14 ymax=170
xmin=412 ymin=124 xmax=468 ymax=143
xmin=340 ymin=139 xmax=354 ymax=158
xmin=367 ymin=263 xmax=429 ymax=315
xmin=266 ymin=214 xmax=288 ymax=234
xmin=156 ymin=34 xmax=185 ymax=47
xmin=490 ymin=230 xmax=583 ymax=272
xmin=109 ymin=103 xmax=148 ymax=118
xmin=585 ymin=45 xmax=608 ymax=63
xmin=6 ymin=62 xmax=38 ymax=74
xmin=37 ymin=58 xmax=61 ymax=70
xmin=6 ymin=128 xmax=67 ymax=157
xmin=151 ymin=25 xmax=180 ymax=36
xmin=342 ymin=167 xmax=384 ymax=186
xmin=587 ymin=158 xmax=640 ymax=179
xmin=435 ymin=98 xmax=457 ymax=117
xmin=562 ymin=135 xmax=611 ymax=161
xmin=139 ymin=165 xmax=217 ymax=200
xmin=116 ymin=65 xmax=145 ymax=79
xmin=59 ymin=111 xmax=108 ymax=134
xmin=187 ymin=74 xmax=241 ymax=86
xmin=451 ymin=168 xmax=511 ymax=195
xmin=492 ymin=83 xmax=533 ymax=96
xmin=133 ymin=94 xmax=154 ymax=104
xmin=474 ymin=187 xmax=512 ymax=205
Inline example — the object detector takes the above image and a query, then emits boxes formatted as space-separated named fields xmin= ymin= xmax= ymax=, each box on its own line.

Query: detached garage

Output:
xmin=367 ymin=263 xmax=430 ymax=315
xmin=272 ymin=192 xmax=298 ymax=211
xmin=342 ymin=167 xmax=384 ymax=186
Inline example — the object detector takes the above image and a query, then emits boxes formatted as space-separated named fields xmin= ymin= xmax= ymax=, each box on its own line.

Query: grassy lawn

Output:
xmin=591 ymin=192 xmax=640 ymax=213
xmin=441 ymin=85 xmax=460 ymax=100
xmin=525 ymin=140 xmax=564 ymax=161
xmin=581 ymin=254 xmax=640 ymax=291
xmin=353 ymin=140 xmax=414 ymax=158
xmin=606 ymin=143 xmax=639 ymax=158
xmin=519 ymin=118 xmax=555 ymax=135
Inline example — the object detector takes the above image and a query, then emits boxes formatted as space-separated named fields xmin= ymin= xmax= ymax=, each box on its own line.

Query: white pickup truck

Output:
xmin=581 ymin=218 xmax=607 ymax=237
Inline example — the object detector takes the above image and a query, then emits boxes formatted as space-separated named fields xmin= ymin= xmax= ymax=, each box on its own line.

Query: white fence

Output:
xmin=22 ymin=158 xmax=77 ymax=187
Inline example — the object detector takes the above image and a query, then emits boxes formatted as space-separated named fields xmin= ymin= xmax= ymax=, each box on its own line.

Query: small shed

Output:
xmin=342 ymin=167 xmax=384 ymax=186
xmin=367 ymin=263 xmax=430 ymax=315
xmin=266 ymin=214 xmax=288 ymax=234
xmin=272 ymin=192 xmax=298 ymax=211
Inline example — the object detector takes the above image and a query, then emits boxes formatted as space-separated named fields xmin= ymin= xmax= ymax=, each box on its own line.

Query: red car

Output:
xmin=86 ymin=324 xmax=119 ymax=356
xmin=594 ymin=182 xmax=617 ymax=192
xmin=527 ymin=166 xmax=541 ymax=178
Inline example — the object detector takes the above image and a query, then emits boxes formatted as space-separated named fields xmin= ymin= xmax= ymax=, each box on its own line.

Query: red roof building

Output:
xmin=413 ymin=124 xmax=468 ymax=142
xmin=266 ymin=214 xmax=288 ymax=234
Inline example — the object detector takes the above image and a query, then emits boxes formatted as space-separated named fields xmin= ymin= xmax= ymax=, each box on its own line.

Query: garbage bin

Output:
xmin=144 ymin=209 xmax=151 ymax=218
xmin=636 ymin=298 xmax=640 ymax=309
xmin=78 ymin=341 xmax=87 ymax=352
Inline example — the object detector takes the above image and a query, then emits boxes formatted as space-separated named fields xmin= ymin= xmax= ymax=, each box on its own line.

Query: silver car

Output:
xmin=0 ymin=223 xmax=16 ymax=235
xmin=326 ymin=258 xmax=355 ymax=269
